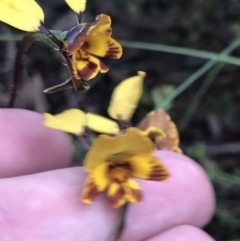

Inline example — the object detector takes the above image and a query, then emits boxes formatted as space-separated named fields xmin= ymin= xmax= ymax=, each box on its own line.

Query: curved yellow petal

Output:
xmin=107 ymin=179 xmax=142 ymax=207
xmin=128 ymin=154 xmax=169 ymax=181
xmin=123 ymin=179 xmax=142 ymax=203
xmin=172 ymin=146 xmax=183 ymax=154
xmin=107 ymin=182 xmax=127 ymax=208
xmin=84 ymin=127 xmax=155 ymax=170
xmin=82 ymin=162 xmax=109 ymax=204
xmin=65 ymin=0 xmax=86 ymax=13
xmin=108 ymin=71 xmax=146 ymax=121
xmin=138 ymin=110 xmax=181 ymax=152
xmin=0 ymin=0 xmax=44 ymax=31
xmin=73 ymin=51 xmax=109 ymax=81
xmin=141 ymin=127 xmax=166 ymax=139
xmin=88 ymin=14 xmax=112 ymax=37
xmin=83 ymin=35 xmax=122 ymax=59
xmin=43 ymin=109 xmax=87 ymax=135
xmin=65 ymin=15 xmax=111 ymax=53
xmin=87 ymin=113 xmax=119 ymax=134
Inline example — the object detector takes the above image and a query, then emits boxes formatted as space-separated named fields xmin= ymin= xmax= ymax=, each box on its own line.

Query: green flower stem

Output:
xmin=106 ymin=203 xmax=129 ymax=241
xmin=156 ymin=38 xmax=240 ymax=109
xmin=120 ymin=40 xmax=240 ymax=66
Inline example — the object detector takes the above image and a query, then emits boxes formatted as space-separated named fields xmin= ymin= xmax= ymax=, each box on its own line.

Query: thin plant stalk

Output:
xmin=178 ymin=63 xmax=224 ymax=132
xmin=8 ymin=33 xmax=35 ymax=108
xmin=156 ymin=38 xmax=240 ymax=109
xmin=106 ymin=203 xmax=129 ymax=241
xmin=120 ymin=40 xmax=240 ymax=67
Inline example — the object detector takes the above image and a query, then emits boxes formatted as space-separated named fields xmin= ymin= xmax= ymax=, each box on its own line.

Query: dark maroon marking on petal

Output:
xmin=105 ymin=49 xmax=121 ymax=59
xmin=108 ymin=163 xmax=132 ymax=183
xmin=82 ymin=42 xmax=90 ymax=50
xmin=105 ymin=42 xmax=121 ymax=59
xmin=99 ymin=61 xmax=109 ymax=72
xmin=148 ymin=165 xmax=169 ymax=181
xmin=130 ymin=188 xmax=142 ymax=202
xmin=78 ymin=61 xmax=99 ymax=80
xmin=83 ymin=181 xmax=99 ymax=202
xmin=107 ymin=183 xmax=126 ymax=207
xmin=105 ymin=29 xmax=112 ymax=35
xmin=75 ymin=49 xmax=89 ymax=61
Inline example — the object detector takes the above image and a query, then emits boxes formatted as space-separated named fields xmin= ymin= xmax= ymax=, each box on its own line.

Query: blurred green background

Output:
xmin=1 ymin=1 xmax=240 ymax=240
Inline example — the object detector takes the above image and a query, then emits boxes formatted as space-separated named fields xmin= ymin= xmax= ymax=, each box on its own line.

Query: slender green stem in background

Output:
xmin=122 ymin=40 xmax=240 ymax=66
xmin=209 ymin=169 xmax=240 ymax=186
xmin=106 ymin=203 xmax=128 ymax=241
xmin=2 ymin=36 xmax=240 ymax=66
xmin=156 ymin=38 xmax=240 ymax=109
xmin=120 ymin=40 xmax=240 ymax=66
xmin=0 ymin=34 xmax=23 ymax=41
xmin=178 ymin=63 xmax=224 ymax=132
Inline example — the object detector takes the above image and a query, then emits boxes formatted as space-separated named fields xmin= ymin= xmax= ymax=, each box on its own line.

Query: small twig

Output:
xmin=106 ymin=203 xmax=129 ymax=241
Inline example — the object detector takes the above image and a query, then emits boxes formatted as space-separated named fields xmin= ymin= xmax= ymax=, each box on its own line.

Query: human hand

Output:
xmin=0 ymin=109 xmax=215 ymax=241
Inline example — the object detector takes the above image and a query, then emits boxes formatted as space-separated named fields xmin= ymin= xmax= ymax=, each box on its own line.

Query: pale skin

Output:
xmin=0 ymin=109 xmax=216 ymax=241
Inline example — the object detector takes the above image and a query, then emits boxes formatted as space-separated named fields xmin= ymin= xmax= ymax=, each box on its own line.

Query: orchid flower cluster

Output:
xmin=1 ymin=0 xmax=182 ymax=208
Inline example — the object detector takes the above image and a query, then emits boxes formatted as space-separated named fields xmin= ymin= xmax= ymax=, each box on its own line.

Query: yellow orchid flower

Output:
xmin=65 ymin=14 xmax=122 ymax=81
xmin=138 ymin=110 xmax=182 ymax=153
xmin=82 ymin=128 xmax=169 ymax=208
xmin=0 ymin=0 xmax=44 ymax=31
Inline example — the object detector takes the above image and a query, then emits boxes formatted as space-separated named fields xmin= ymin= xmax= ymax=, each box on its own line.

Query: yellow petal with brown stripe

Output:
xmin=123 ymin=179 xmax=142 ymax=203
xmin=128 ymin=154 xmax=169 ymax=181
xmin=83 ymin=35 xmax=122 ymax=59
xmin=75 ymin=54 xmax=109 ymax=81
xmin=82 ymin=162 xmax=109 ymax=204
xmin=107 ymin=182 xmax=127 ymax=208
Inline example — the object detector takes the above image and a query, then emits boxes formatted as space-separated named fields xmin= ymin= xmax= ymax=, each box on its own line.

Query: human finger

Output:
xmin=145 ymin=225 xmax=215 ymax=241
xmin=0 ymin=151 xmax=215 ymax=241
xmin=0 ymin=109 xmax=73 ymax=178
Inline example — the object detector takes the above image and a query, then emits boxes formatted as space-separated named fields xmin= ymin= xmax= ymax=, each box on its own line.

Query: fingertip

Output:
xmin=0 ymin=109 xmax=73 ymax=177
xmin=152 ymin=150 xmax=216 ymax=226
xmin=145 ymin=225 xmax=215 ymax=241
xmin=121 ymin=150 xmax=215 ymax=241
